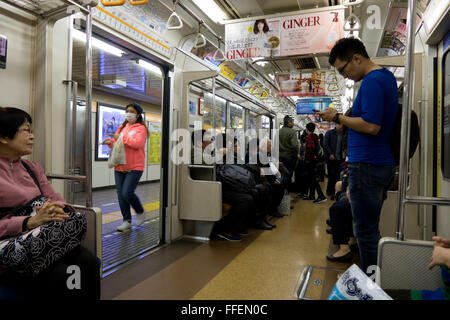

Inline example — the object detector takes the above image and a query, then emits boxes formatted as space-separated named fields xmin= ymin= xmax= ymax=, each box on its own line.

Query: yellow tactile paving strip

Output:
xmin=191 ymin=194 xmax=333 ymax=300
xmin=102 ymin=201 xmax=160 ymax=225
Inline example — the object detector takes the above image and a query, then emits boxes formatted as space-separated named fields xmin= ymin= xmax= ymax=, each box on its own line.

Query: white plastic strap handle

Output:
xmin=193 ymin=33 xmax=206 ymax=48
xmin=167 ymin=12 xmax=183 ymax=30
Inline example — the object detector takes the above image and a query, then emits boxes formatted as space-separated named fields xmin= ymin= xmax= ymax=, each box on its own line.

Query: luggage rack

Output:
xmin=1 ymin=0 xmax=94 ymax=18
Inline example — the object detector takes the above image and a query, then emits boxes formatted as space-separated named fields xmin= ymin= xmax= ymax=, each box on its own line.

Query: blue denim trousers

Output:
xmin=347 ymin=163 xmax=395 ymax=274
xmin=114 ymin=170 xmax=144 ymax=222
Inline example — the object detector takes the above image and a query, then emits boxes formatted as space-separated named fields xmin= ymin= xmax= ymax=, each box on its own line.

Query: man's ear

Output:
xmin=0 ymin=137 xmax=8 ymax=145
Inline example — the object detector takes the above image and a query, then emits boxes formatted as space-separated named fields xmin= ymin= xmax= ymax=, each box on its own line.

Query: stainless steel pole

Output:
xmin=85 ymin=7 xmax=93 ymax=208
xmin=396 ymin=0 xmax=416 ymax=241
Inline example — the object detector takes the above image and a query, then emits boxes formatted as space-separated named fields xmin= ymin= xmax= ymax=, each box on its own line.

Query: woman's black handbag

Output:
xmin=0 ymin=162 xmax=86 ymax=277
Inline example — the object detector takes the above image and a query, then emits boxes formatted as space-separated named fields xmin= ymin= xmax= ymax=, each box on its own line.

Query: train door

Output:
xmin=67 ymin=21 xmax=171 ymax=274
xmin=436 ymin=32 xmax=450 ymax=239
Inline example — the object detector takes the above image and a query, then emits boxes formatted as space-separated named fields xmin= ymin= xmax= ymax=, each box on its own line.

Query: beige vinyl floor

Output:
xmin=101 ymin=185 xmax=356 ymax=300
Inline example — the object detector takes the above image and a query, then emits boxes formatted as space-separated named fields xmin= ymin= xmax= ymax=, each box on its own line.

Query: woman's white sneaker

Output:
xmin=136 ymin=213 xmax=146 ymax=226
xmin=117 ymin=221 xmax=132 ymax=232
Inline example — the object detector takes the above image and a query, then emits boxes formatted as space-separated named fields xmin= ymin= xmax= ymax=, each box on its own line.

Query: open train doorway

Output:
xmin=68 ymin=24 xmax=169 ymax=275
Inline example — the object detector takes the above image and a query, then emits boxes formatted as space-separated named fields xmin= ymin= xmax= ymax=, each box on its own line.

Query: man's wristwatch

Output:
xmin=332 ymin=113 xmax=341 ymax=124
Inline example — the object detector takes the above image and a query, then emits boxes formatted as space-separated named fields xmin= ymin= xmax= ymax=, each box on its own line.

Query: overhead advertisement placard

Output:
xmin=225 ymin=8 xmax=345 ymax=60
xmin=275 ymin=71 xmax=327 ymax=97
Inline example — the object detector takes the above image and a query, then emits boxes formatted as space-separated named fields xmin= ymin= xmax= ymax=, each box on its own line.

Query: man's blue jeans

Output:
xmin=347 ymin=163 xmax=395 ymax=274
xmin=114 ymin=170 xmax=144 ymax=222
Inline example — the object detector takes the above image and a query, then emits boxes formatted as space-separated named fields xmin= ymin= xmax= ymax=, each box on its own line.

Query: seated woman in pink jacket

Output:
xmin=0 ymin=107 xmax=99 ymax=300
xmin=102 ymin=103 xmax=149 ymax=232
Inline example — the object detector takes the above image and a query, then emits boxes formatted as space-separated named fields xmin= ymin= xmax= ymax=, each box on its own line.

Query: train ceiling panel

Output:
xmin=223 ymin=0 xmax=332 ymax=17
xmin=1 ymin=0 xmax=94 ymax=18
xmin=72 ymin=38 xmax=163 ymax=105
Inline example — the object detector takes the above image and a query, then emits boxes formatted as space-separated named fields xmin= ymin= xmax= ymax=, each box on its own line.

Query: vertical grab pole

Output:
xmin=396 ymin=0 xmax=416 ymax=241
xmin=212 ymin=77 xmax=216 ymax=133
xmin=85 ymin=7 xmax=93 ymax=208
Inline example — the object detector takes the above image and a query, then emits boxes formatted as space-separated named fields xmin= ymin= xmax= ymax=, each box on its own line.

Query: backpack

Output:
xmin=390 ymin=105 xmax=420 ymax=165
xmin=216 ymin=164 xmax=256 ymax=194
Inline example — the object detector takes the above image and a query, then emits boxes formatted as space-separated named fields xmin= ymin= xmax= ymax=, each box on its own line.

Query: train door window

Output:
xmin=229 ymin=103 xmax=244 ymax=129
xmin=442 ymin=48 xmax=450 ymax=179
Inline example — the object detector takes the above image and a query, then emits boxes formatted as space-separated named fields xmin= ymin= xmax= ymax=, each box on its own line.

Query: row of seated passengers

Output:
xmin=191 ymin=130 xmax=289 ymax=242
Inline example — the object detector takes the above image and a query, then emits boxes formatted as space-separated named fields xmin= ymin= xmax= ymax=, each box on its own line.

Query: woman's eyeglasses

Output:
xmin=18 ymin=128 xmax=33 ymax=134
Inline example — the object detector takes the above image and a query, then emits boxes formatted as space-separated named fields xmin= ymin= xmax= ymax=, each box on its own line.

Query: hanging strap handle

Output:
xmin=101 ymin=0 xmax=126 ymax=6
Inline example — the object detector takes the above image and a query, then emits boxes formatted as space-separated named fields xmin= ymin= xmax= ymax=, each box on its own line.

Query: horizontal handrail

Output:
xmin=188 ymin=165 xmax=216 ymax=169
xmin=404 ymin=196 xmax=450 ymax=206
xmin=46 ymin=173 xmax=87 ymax=182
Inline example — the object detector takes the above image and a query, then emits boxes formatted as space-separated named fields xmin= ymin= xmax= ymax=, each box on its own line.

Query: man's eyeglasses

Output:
xmin=336 ymin=57 xmax=352 ymax=76
xmin=18 ymin=127 xmax=33 ymax=134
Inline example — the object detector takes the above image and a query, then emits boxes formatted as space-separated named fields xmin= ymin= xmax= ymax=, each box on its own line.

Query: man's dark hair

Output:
xmin=306 ymin=122 xmax=316 ymax=133
xmin=328 ymin=37 xmax=370 ymax=65
xmin=283 ymin=115 xmax=293 ymax=126
xmin=0 ymin=107 xmax=32 ymax=139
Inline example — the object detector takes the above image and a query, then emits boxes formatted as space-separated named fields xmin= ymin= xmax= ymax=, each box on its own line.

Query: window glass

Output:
xmin=229 ymin=103 xmax=243 ymax=129
xmin=247 ymin=111 xmax=257 ymax=137
xmin=203 ymin=93 xmax=226 ymax=133
xmin=442 ymin=50 xmax=450 ymax=179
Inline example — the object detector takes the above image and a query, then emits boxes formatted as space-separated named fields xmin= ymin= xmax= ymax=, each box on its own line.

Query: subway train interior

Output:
xmin=0 ymin=0 xmax=449 ymax=304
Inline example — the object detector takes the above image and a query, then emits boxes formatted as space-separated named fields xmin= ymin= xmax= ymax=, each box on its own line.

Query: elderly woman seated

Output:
xmin=0 ymin=107 xmax=99 ymax=300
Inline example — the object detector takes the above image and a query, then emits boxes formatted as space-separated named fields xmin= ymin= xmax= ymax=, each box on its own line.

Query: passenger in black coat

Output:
xmin=323 ymin=124 xmax=345 ymax=197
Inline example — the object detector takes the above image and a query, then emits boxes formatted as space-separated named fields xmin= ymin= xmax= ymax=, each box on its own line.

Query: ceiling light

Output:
xmin=192 ymin=0 xmax=229 ymax=23
xmin=138 ymin=59 xmax=162 ymax=77
xmin=72 ymin=29 xmax=125 ymax=57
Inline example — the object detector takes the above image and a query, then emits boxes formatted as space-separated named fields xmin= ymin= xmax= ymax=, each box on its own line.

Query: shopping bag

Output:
xmin=328 ymin=264 xmax=392 ymax=300
xmin=278 ymin=190 xmax=291 ymax=216
xmin=108 ymin=133 xmax=126 ymax=168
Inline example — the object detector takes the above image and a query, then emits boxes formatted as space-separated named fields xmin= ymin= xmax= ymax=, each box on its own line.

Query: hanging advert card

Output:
xmin=0 ymin=35 xmax=7 ymax=69
xmin=225 ymin=8 xmax=344 ymax=60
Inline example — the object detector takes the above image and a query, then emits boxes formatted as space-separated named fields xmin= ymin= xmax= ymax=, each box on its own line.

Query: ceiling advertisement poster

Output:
xmin=377 ymin=6 xmax=422 ymax=57
xmin=225 ymin=8 xmax=345 ymax=61
xmin=275 ymin=71 xmax=327 ymax=97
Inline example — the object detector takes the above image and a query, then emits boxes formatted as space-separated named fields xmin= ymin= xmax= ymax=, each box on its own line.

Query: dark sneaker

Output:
xmin=313 ymin=196 xmax=327 ymax=204
xmin=217 ymin=232 xmax=242 ymax=242
xmin=239 ymin=230 xmax=249 ymax=236
xmin=307 ymin=196 xmax=316 ymax=201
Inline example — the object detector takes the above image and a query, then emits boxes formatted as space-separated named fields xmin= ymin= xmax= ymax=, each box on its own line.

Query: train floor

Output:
xmin=76 ymin=182 xmax=161 ymax=272
xmin=100 ymin=180 xmax=360 ymax=300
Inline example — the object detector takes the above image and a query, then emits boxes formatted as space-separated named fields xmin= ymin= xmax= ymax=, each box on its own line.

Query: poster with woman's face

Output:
xmin=96 ymin=104 xmax=125 ymax=160
xmin=225 ymin=18 xmax=281 ymax=60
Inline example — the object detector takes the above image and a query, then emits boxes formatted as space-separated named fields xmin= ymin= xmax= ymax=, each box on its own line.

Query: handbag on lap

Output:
xmin=0 ymin=161 xmax=86 ymax=277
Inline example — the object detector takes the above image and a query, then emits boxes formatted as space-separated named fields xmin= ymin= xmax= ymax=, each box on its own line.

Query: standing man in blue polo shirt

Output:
xmin=319 ymin=37 xmax=398 ymax=275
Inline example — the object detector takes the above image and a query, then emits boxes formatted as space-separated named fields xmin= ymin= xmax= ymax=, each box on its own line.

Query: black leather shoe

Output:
xmin=326 ymin=251 xmax=354 ymax=262
xmin=326 ymin=228 xmax=333 ymax=234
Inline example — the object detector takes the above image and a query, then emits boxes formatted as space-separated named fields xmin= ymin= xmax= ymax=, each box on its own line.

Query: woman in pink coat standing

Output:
xmin=102 ymin=103 xmax=149 ymax=232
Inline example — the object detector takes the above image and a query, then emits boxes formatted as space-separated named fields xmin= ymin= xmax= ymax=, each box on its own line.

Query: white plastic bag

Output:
xmin=108 ymin=133 xmax=126 ymax=168
xmin=278 ymin=190 xmax=291 ymax=216
xmin=328 ymin=264 xmax=392 ymax=300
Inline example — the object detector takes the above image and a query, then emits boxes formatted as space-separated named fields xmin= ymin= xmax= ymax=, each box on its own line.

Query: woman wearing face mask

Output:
xmin=102 ymin=103 xmax=149 ymax=232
